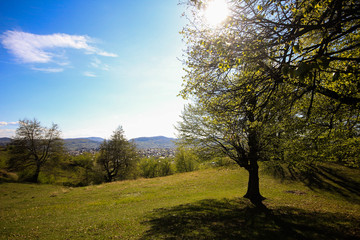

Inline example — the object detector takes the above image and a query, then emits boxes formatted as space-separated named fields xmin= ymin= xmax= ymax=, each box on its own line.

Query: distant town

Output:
xmin=68 ymin=147 xmax=176 ymax=159
xmin=1 ymin=136 xmax=177 ymax=159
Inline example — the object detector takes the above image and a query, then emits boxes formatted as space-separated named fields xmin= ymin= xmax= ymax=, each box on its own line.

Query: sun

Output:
xmin=203 ymin=0 xmax=229 ymax=26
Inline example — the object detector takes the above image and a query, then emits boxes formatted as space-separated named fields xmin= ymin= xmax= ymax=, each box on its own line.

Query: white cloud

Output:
xmin=31 ymin=67 xmax=64 ymax=73
xmin=96 ymin=51 xmax=118 ymax=58
xmin=83 ymin=71 xmax=97 ymax=77
xmin=0 ymin=129 xmax=16 ymax=138
xmin=1 ymin=30 xmax=117 ymax=65
xmin=0 ymin=121 xmax=18 ymax=126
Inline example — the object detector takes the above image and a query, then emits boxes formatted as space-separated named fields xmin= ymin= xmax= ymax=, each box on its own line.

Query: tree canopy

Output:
xmin=181 ymin=0 xmax=360 ymax=108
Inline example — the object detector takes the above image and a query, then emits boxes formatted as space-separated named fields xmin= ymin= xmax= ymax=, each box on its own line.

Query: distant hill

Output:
xmin=0 ymin=138 xmax=12 ymax=146
xmin=131 ymin=136 xmax=177 ymax=149
xmin=64 ymin=138 xmax=103 ymax=151
xmin=86 ymin=137 xmax=104 ymax=142
xmin=1 ymin=136 xmax=177 ymax=151
xmin=0 ymin=137 xmax=104 ymax=150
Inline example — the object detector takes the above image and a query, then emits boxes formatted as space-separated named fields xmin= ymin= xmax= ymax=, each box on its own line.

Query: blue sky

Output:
xmin=0 ymin=0 xmax=187 ymax=139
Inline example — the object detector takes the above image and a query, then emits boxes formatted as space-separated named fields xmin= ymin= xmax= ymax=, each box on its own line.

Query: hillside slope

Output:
xmin=1 ymin=165 xmax=359 ymax=239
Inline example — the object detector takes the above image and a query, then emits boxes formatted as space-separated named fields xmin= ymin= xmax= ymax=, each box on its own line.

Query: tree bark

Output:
xmin=106 ymin=172 xmax=113 ymax=182
xmin=243 ymin=109 xmax=265 ymax=206
xmin=30 ymin=165 xmax=41 ymax=183
xmin=243 ymin=161 xmax=265 ymax=206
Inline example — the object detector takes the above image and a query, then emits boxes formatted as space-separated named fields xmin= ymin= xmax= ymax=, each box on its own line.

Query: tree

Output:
xmin=97 ymin=127 xmax=138 ymax=182
xmin=177 ymin=96 xmax=276 ymax=204
xmin=179 ymin=0 xmax=360 ymax=204
xmin=9 ymin=119 xmax=63 ymax=183
xmin=178 ymin=31 xmax=289 ymax=204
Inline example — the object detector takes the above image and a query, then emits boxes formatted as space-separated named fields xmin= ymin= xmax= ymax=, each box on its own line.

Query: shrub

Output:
xmin=139 ymin=157 xmax=174 ymax=178
xmin=175 ymin=147 xmax=199 ymax=173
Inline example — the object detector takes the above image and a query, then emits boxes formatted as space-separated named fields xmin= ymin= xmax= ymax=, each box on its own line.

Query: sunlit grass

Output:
xmin=1 ymin=165 xmax=359 ymax=239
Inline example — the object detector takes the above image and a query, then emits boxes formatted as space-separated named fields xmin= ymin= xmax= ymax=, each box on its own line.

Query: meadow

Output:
xmin=1 ymin=164 xmax=359 ymax=239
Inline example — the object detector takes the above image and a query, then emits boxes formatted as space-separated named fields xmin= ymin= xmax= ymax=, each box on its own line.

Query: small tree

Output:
xmin=9 ymin=118 xmax=63 ymax=183
xmin=97 ymin=126 xmax=138 ymax=182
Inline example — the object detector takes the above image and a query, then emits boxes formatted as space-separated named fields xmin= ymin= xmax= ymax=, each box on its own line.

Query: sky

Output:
xmin=0 ymin=0 xmax=188 ymax=139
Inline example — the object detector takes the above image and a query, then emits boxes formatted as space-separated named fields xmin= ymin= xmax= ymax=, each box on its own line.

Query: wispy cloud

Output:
xmin=90 ymin=57 xmax=110 ymax=71
xmin=83 ymin=71 xmax=97 ymax=77
xmin=0 ymin=121 xmax=18 ymax=126
xmin=31 ymin=67 xmax=64 ymax=73
xmin=0 ymin=30 xmax=117 ymax=69
xmin=96 ymin=50 xmax=118 ymax=58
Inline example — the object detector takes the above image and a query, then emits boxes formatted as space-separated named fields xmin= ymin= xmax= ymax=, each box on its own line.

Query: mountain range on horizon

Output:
xmin=0 ymin=136 xmax=177 ymax=150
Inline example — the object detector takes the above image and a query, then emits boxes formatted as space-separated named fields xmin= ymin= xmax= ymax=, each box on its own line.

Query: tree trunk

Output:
xmin=243 ymin=108 xmax=265 ymax=206
xmin=244 ymin=161 xmax=265 ymax=206
xmin=30 ymin=165 xmax=41 ymax=183
xmin=106 ymin=171 xmax=113 ymax=182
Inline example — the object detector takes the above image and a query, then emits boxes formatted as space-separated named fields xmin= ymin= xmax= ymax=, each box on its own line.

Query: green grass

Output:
xmin=1 ymin=165 xmax=359 ymax=239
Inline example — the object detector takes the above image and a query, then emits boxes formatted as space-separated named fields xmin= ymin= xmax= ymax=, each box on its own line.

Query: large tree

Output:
xmin=97 ymin=127 xmax=138 ymax=182
xmin=177 ymin=67 xmax=286 ymax=204
xmin=9 ymin=119 xmax=63 ymax=183
xmin=179 ymin=0 xmax=359 ymax=204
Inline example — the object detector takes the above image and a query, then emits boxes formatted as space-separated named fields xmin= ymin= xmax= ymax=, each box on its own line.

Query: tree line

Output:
xmin=0 ymin=118 xmax=224 ymax=185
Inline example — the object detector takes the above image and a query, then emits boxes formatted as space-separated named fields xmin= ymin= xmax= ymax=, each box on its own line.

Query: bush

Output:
xmin=38 ymin=173 xmax=56 ymax=184
xmin=0 ymin=169 xmax=18 ymax=182
xmin=17 ymin=167 xmax=37 ymax=182
xmin=199 ymin=157 xmax=235 ymax=169
xmin=139 ymin=157 xmax=174 ymax=178
xmin=0 ymin=147 xmax=10 ymax=169
xmin=175 ymin=147 xmax=199 ymax=173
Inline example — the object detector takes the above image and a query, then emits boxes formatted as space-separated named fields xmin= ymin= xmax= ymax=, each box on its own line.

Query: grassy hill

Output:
xmin=0 ymin=164 xmax=359 ymax=239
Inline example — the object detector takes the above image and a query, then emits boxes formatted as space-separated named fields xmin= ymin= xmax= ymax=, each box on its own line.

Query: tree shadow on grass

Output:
xmin=304 ymin=165 xmax=360 ymax=199
xmin=263 ymin=163 xmax=360 ymax=203
xmin=141 ymin=198 xmax=359 ymax=240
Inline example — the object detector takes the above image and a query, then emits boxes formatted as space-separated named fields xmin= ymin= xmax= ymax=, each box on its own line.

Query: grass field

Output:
xmin=1 ymin=164 xmax=359 ymax=239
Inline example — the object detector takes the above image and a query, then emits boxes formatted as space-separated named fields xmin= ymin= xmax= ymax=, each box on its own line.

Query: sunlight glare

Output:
xmin=204 ymin=0 xmax=229 ymax=26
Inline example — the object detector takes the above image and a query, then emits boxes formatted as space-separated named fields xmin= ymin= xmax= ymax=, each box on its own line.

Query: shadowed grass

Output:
xmin=141 ymin=198 xmax=360 ymax=240
xmin=262 ymin=162 xmax=360 ymax=204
